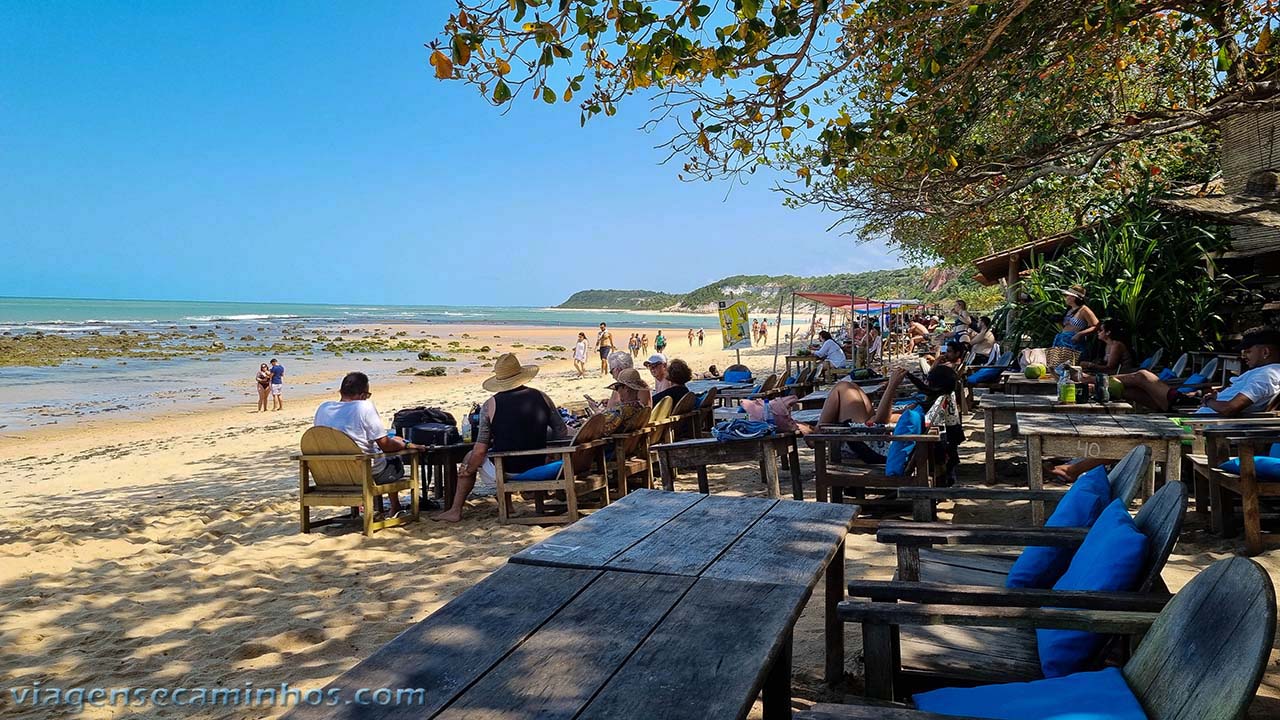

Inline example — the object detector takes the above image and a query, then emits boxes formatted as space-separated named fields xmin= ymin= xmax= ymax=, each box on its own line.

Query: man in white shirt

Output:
xmin=814 ymin=331 xmax=847 ymax=371
xmin=1114 ymin=326 xmax=1280 ymax=413
xmin=314 ymin=372 xmax=420 ymax=518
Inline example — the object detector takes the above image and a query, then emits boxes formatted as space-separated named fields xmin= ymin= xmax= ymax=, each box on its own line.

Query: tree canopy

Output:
xmin=432 ymin=1 xmax=1279 ymax=263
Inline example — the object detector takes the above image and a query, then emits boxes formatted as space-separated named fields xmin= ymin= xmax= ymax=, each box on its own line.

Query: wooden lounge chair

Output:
xmin=1187 ymin=425 xmax=1280 ymax=555
xmin=491 ymin=414 xmax=612 ymax=525
xmin=295 ymin=426 xmax=420 ymax=536
xmin=848 ymin=481 xmax=1187 ymax=694
xmin=667 ymin=392 xmax=700 ymax=441
xmin=809 ymin=425 xmax=943 ymax=512
xmin=608 ymin=406 xmax=654 ymax=498
xmin=899 ymin=445 xmax=1151 ymax=524
xmin=801 ymin=555 xmax=1275 ymax=720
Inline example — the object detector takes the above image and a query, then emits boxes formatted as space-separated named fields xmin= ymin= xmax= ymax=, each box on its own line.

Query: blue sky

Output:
xmin=0 ymin=2 xmax=901 ymax=307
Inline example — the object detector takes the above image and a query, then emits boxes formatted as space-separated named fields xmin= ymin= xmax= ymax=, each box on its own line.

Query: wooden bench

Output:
xmin=1187 ymin=425 xmax=1280 ymax=555
xmin=653 ymin=433 xmax=802 ymax=500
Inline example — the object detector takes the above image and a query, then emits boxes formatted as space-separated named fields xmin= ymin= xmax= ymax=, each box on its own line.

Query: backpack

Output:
xmin=392 ymin=406 xmax=457 ymax=433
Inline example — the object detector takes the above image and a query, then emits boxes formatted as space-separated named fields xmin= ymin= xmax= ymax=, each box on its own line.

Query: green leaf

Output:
xmin=493 ymin=80 xmax=512 ymax=103
xmin=542 ymin=86 xmax=557 ymax=103
xmin=740 ymin=0 xmax=761 ymax=20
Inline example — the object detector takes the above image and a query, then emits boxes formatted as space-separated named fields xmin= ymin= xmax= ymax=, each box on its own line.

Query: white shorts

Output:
xmin=270 ymin=384 xmax=283 ymax=396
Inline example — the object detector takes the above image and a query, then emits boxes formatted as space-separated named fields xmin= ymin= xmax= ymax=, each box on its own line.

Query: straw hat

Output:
xmin=482 ymin=353 xmax=539 ymax=392
xmin=607 ymin=368 xmax=651 ymax=392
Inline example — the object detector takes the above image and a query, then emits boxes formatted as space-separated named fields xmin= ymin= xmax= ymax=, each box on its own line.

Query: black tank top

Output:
xmin=490 ymin=387 xmax=551 ymax=473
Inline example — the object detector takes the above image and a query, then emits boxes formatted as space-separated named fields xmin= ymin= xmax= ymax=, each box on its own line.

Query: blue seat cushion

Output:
xmin=1176 ymin=371 xmax=1207 ymax=393
xmin=723 ymin=370 xmax=752 ymax=383
xmin=1006 ymin=466 xmax=1110 ymax=589
xmin=884 ymin=406 xmax=924 ymax=477
xmin=693 ymin=391 xmax=708 ymax=408
xmin=913 ymin=667 xmax=1147 ymax=720
xmin=1157 ymin=368 xmax=1176 ymax=381
xmin=1219 ymin=455 xmax=1280 ymax=480
xmin=509 ymin=460 xmax=563 ymax=481
xmin=1038 ymin=499 xmax=1149 ymax=677
xmin=1139 ymin=355 xmax=1156 ymax=370
xmin=785 ymin=374 xmax=799 ymax=385
xmin=969 ymin=367 xmax=1003 ymax=384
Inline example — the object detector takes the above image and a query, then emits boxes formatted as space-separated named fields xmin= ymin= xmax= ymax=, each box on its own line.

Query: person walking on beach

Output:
xmin=759 ymin=318 xmax=769 ymax=344
xmin=595 ymin=322 xmax=615 ymax=377
xmin=687 ymin=328 xmax=695 ymax=346
xmin=255 ymin=363 xmax=272 ymax=412
xmin=629 ymin=333 xmax=641 ymax=358
xmin=269 ymin=358 xmax=285 ymax=411
xmin=654 ymin=330 xmax=667 ymax=354
xmin=697 ymin=328 xmax=704 ymax=346
xmin=751 ymin=319 xmax=759 ymax=341
xmin=641 ymin=333 xmax=649 ymax=353
xmin=572 ymin=332 xmax=589 ymax=379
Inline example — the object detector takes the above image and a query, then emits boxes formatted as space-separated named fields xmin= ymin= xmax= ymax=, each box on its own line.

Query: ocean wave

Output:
xmin=180 ymin=314 xmax=304 ymax=322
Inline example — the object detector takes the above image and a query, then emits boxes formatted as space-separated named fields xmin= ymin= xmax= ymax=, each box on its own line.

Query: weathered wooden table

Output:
xmin=686 ymin=379 xmax=753 ymax=395
xmin=1018 ymin=412 xmax=1183 ymax=524
xmin=284 ymin=491 xmax=856 ymax=720
xmin=977 ymin=395 xmax=1132 ymax=483
xmin=511 ymin=490 xmax=858 ymax=688
xmin=418 ymin=442 xmax=473 ymax=509
xmin=999 ymin=373 xmax=1061 ymax=395
xmin=653 ymin=433 xmax=802 ymax=499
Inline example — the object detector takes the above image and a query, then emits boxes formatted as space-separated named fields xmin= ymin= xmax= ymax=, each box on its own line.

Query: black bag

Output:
xmin=407 ymin=422 xmax=462 ymax=446
xmin=393 ymin=406 xmax=457 ymax=434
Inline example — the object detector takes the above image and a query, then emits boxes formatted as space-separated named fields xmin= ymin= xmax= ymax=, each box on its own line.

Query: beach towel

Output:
xmin=711 ymin=419 xmax=773 ymax=442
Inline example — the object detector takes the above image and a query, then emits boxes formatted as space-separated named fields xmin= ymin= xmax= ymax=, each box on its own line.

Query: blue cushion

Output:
xmin=723 ymin=370 xmax=751 ymax=383
xmin=1157 ymin=368 xmax=1176 ymax=381
xmin=1139 ymin=355 xmax=1156 ymax=370
xmin=1006 ymin=467 xmax=1110 ymax=589
xmin=969 ymin=367 xmax=1003 ymax=384
xmin=885 ymin=406 xmax=924 ymax=477
xmin=913 ymin=667 xmax=1146 ymax=720
xmin=1176 ymin=371 xmax=1207 ymax=393
xmin=1038 ymin=500 xmax=1149 ymax=677
xmin=693 ymin=391 xmax=708 ymax=408
xmin=1219 ymin=455 xmax=1280 ymax=480
xmin=509 ymin=460 xmax=563 ymax=481
xmin=785 ymin=374 xmax=799 ymax=385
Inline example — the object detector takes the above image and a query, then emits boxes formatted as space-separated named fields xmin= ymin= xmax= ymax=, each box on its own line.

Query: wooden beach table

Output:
xmin=1000 ymin=374 xmax=1059 ymax=395
xmin=511 ymin=490 xmax=858 ymax=688
xmin=977 ymin=395 xmax=1132 ymax=483
xmin=686 ymin=379 xmax=753 ymax=395
xmin=653 ymin=433 xmax=802 ymax=500
xmin=1018 ymin=412 xmax=1184 ymax=524
xmin=418 ymin=441 xmax=473 ymax=510
xmin=785 ymin=354 xmax=820 ymax=379
xmin=283 ymin=491 xmax=857 ymax=720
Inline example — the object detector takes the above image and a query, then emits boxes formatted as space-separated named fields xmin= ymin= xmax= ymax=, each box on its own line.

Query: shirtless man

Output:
xmin=595 ymin=322 xmax=615 ymax=377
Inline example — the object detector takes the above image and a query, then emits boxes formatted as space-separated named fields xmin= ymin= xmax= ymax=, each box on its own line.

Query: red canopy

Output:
xmin=794 ymin=292 xmax=877 ymax=308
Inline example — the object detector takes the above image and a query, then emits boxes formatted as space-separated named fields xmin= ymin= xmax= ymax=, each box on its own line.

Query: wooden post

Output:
xmin=824 ymin=537 xmax=846 ymax=686
xmin=1005 ymin=258 xmax=1019 ymax=335
xmin=788 ymin=292 xmax=796 ymax=358
xmin=772 ymin=290 xmax=785 ymax=374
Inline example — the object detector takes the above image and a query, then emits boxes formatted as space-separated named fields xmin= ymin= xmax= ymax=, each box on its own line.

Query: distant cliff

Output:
xmin=557 ymin=267 xmax=996 ymax=312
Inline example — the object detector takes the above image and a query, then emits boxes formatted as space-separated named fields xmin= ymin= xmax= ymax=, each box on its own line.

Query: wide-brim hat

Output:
xmin=483 ymin=353 xmax=539 ymax=392
xmin=607 ymin=368 xmax=651 ymax=392
xmin=1061 ymin=285 xmax=1087 ymax=300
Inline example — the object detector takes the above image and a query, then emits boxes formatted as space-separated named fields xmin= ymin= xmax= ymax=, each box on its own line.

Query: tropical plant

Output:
xmin=999 ymin=186 xmax=1249 ymax=359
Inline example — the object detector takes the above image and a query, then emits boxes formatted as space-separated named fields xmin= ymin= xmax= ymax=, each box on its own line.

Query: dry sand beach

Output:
xmin=1 ymin=324 xmax=1277 ymax=719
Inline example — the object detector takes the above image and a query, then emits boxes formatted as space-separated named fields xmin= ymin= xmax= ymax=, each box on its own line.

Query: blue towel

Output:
xmin=711 ymin=419 xmax=773 ymax=442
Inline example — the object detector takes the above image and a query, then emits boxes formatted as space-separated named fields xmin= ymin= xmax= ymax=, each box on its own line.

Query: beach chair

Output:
xmin=491 ymin=413 xmax=612 ymax=525
xmin=848 ymin=481 xmax=1187 ymax=695
xmin=1137 ymin=347 xmax=1164 ymax=372
xmin=809 ymin=423 xmax=944 ymax=515
xmin=899 ymin=445 xmax=1151 ymax=524
xmin=667 ymin=392 xmax=700 ymax=441
xmin=800 ymin=555 xmax=1274 ymax=720
xmin=693 ymin=385 xmax=719 ymax=436
xmin=1187 ymin=425 xmax=1280 ymax=555
xmin=607 ymin=407 xmax=654 ymax=499
xmin=294 ymin=426 xmax=420 ymax=536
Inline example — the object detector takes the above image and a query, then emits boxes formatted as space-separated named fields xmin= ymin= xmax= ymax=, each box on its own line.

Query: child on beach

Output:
xmin=572 ymin=332 xmax=588 ymax=378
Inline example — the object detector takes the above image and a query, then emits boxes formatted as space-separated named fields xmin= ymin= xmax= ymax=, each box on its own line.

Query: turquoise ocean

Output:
xmin=0 ymin=297 xmax=723 ymax=433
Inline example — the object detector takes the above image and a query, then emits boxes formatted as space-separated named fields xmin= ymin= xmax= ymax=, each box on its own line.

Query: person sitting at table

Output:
xmin=433 ymin=354 xmax=568 ymax=523
xmin=587 ymin=351 xmax=653 ymax=413
xmin=644 ymin=352 xmax=673 ymax=393
xmin=598 ymin=368 xmax=651 ymax=434
xmin=1079 ymin=318 xmax=1134 ymax=375
xmin=653 ymin=358 xmax=693 ymax=406
xmin=965 ymin=316 xmax=997 ymax=365
xmin=314 ymin=371 xmax=420 ymax=520
xmin=813 ymin=331 xmax=847 ymax=372
xmin=1115 ymin=326 xmax=1280 ymax=413
xmin=1052 ymin=326 xmax=1280 ymax=480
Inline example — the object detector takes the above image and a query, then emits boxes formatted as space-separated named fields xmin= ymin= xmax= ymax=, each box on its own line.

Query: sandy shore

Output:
xmin=0 ymin=328 xmax=1276 ymax=719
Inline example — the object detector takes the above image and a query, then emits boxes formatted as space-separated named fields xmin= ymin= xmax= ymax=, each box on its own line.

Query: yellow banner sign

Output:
xmin=718 ymin=301 xmax=752 ymax=350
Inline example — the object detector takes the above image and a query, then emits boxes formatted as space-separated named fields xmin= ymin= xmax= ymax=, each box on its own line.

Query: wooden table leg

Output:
xmin=762 ymin=629 xmax=793 ymax=720
xmin=1027 ymin=434 xmax=1045 ymax=525
xmin=862 ymin=620 xmax=896 ymax=700
xmin=787 ymin=441 xmax=803 ymax=501
xmin=696 ymin=465 xmax=710 ymax=494
xmin=824 ymin=537 xmax=845 ymax=686
xmin=984 ymin=409 xmax=996 ymax=484
xmin=1164 ymin=439 xmax=1181 ymax=484
xmin=814 ymin=440 xmax=829 ymax=503
xmin=660 ymin=451 xmax=677 ymax=491
xmin=760 ymin=444 xmax=781 ymax=499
